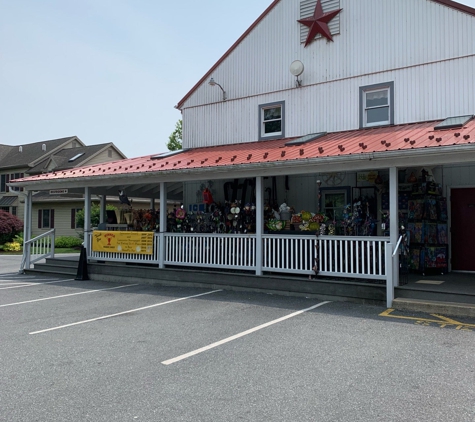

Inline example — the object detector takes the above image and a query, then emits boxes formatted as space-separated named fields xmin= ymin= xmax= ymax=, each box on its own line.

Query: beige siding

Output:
xmin=85 ymin=149 xmax=124 ymax=166
xmin=31 ymin=201 xmax=85 ymax=238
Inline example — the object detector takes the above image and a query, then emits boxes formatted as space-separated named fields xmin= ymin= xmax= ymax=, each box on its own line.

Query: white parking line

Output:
xmin=0 ymin=284 xmax=140 ymax=308
xmin=30 ymin=289 xmax=222 ymax=335
xmin=161 ymin=301 xmax=331 ymax=366
xmin=0 ymin=279 xmax=74 ymax=290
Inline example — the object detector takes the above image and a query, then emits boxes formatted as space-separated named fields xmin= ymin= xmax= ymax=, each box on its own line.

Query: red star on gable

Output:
xmin=298 ymin=0 xmax=342 ymax=47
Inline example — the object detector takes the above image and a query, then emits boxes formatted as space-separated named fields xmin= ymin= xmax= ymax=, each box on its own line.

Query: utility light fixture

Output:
xmin=208 ymin=78 xmax=227 ymax=101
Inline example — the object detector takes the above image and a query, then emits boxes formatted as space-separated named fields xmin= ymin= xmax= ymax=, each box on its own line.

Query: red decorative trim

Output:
xmin=430 ymin=0 xmax=475 ymax=16
xmin=175 ymin=0 xmax=281 ymax=110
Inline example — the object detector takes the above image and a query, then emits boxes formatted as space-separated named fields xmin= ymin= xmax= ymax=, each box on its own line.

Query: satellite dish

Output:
xmin=289 ymin=60 xmax=304 ymax=76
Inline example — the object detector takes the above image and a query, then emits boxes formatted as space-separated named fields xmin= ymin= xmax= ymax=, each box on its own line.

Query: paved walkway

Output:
xmin=0 ymin=253 xmax=80 ymax=275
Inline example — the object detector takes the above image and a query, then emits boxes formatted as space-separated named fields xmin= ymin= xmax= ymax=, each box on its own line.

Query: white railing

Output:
xmin=86 ymin=232 xmax=160 ymax=264
xmin=19 ymin=229 xmax=56 ymax=273
xmin=164 ymin=233 xmax=256 ymax=270
xmin=263 ymin=234 xmax=316 ymax=274
xmin=84 ymin=231 xmax=390 ymax=281
xmin=317 ymin=235 xmax=389 ymax=280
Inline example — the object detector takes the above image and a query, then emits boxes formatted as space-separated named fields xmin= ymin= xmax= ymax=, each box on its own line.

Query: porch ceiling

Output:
xmin=26 ymin=182 xmax=184 ymax=202
xmin=9 ymin=117 xmax=475 ymax=190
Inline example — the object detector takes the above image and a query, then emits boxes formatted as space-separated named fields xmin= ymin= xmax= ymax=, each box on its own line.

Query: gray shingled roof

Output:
xmin=28 ymin=143 xmax=112 ymax=174
xmin=0 ymin=137 xmax=78 ymax=169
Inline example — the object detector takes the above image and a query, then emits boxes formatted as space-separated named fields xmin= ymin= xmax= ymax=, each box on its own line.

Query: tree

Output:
xmin=0 ymin=210 xmax=23 ymax=244
xmin=75 ymin=203 xmax=117 ymax=229
xmin=167 ymin=119 xmax=182 ymax=151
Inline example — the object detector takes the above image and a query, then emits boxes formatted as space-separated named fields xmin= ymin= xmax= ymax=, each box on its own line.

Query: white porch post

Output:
xmin=84 ymin=187 xmax=91 ymax=252
xmin=388 ymin=166 xmax=399 ymax=306
xmin=255 ymin=176 xmax=263 ymax=275
xmin=23 ymin=190 xmax=32 ymax=270
xmin=99 ymin=195 xmax=106 ymax=224
xmin=159 ymin=182 xmax=167 ymax=268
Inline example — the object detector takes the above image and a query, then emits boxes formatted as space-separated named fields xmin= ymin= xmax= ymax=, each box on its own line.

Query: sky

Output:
xmin=1 ymin=0 xmax=475 ymax=159
xmin=0 ymin=0 xmax=271 ymax=158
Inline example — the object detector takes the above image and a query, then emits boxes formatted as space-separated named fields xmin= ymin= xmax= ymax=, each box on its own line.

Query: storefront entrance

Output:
xmin=451 ymin=187 xmax=475 ymax=272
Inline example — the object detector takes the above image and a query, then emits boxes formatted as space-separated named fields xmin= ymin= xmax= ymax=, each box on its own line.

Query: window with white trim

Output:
xmin=259 ymin=101 xmax=285 ymax=140
xmin=359 ymin=82 xmax=394 ymax=128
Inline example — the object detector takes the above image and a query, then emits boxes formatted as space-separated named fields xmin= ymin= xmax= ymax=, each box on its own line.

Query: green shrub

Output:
xmin=13 ymin=232 xmax=24 ymax=245
xmin=3 ymin=241 xmax=22 ymax=252
xmin=54 ymin=236 xmax=83 ymax=248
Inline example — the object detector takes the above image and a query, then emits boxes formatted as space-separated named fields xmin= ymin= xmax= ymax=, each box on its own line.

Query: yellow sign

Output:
xmin=357 ymin=171 xmax=378 ymax=183
xmin=92 ymin=231 xmax=154 ymax=255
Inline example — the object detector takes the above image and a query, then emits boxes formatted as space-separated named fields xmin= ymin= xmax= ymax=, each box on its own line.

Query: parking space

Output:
xmin=1 ymin=270 xmax=475 ymax=421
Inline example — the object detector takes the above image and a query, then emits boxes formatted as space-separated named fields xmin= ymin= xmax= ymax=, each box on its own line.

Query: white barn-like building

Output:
xmin=10 ymin=0 xmax=475 ymax=308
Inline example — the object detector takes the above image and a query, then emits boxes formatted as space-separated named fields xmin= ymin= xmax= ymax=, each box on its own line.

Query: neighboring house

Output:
xmin=9 ymin=0 xmax=475 ymax=302
xmin=0 ymin=137 xmax=127 ymax=237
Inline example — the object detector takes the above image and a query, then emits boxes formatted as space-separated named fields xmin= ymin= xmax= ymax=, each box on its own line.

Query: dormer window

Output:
xmin=359 ymin=82 xmax=394 ymax=128
xmin=259 ymin=101 xmax=285 ymax=140
xmin=69 ymin=153 xmax=85 ymax=162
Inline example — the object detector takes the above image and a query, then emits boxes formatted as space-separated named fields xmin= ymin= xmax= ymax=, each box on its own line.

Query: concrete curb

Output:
xmin=392 ymin=297 xmax=475 ymax=318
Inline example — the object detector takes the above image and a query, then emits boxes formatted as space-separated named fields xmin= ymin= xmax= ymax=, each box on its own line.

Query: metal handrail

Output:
xmin=392 ymin=235 xmax=403 ymax=257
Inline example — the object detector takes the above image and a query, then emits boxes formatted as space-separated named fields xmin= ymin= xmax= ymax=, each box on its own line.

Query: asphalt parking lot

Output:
xmin=1 ymin=267 xmax=474 ymax=422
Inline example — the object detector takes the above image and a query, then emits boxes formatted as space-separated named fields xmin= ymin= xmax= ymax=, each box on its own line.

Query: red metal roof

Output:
xmin=175 ymin=0 xmax=475 ymax=110
xmin=11 ymin=117 xmax=475 ymax=185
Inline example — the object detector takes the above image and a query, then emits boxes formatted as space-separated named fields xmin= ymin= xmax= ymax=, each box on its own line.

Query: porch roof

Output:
xmin=8 ymin=117 xmax=475 ymax=188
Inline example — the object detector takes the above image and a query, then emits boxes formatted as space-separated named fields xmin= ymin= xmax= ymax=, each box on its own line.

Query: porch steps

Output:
xmin=395 ymin=286 xmax=475 ymax=305
xmin=392 ymin=297 xmax=475 ymax=318
xmin=27 ymin=257 xmax=79 ymax=277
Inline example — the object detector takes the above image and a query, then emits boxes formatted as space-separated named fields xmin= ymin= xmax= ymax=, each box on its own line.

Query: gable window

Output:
xmin=359 ymin=82 xmax=394 ymax=128
xmin=259 ymin=101 xmax=285 ymax=140
xmin=38 ymin=209 xmax=54 ymax=229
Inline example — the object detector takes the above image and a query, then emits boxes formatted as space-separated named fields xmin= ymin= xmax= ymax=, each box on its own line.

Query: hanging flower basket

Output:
xmin=280 ymin=210 xmax=291 ymax=220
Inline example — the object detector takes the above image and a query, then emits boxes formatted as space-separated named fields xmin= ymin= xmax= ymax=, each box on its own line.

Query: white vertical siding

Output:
xmin=183 ymin=55 xmax=475 ymax=148
xmin=180 ymin=0 xmax=475 ymax=148
xmin=442 ymin=164 xmax=475 ymax=194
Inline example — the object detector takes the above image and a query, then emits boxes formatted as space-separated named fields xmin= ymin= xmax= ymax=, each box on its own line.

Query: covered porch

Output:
xmin=11 ymin=119 xmax=475 ymax=309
